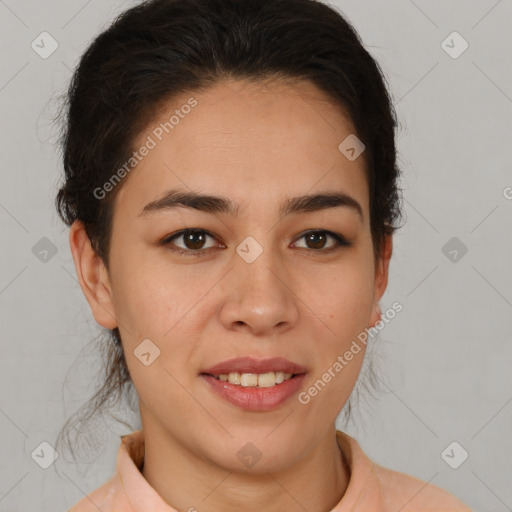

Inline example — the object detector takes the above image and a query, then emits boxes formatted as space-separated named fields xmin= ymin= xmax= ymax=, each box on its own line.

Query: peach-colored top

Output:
xmin=68 ymin=429 xmax=472 ymax=511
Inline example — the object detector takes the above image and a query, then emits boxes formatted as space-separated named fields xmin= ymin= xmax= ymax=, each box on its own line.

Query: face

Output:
xmin=71 ymin=77 xmax=391 ymax=472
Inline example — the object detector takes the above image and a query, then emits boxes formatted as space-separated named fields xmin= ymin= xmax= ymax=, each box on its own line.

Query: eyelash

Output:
xmin=159 ymin=229 xmax=352 ymax=257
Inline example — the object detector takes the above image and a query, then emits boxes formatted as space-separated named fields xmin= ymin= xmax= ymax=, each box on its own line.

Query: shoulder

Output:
xmin=67 ymin=431 xmax=144 ymax=511
xmin=335 ymin=430 xmax=472 ymax=511
xmin=372 ymin=463 xmax=473 ymax=512
xmin=67 ymin=475 xmax=127 ymax=512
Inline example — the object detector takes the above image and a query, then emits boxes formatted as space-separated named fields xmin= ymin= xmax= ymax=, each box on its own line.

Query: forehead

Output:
xmin=114 ymin=77 xmax=369 ymax=221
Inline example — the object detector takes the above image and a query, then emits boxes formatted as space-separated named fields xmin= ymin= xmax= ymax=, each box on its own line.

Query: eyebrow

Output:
xmin=138 ymin=188 xmax=363 ymax=221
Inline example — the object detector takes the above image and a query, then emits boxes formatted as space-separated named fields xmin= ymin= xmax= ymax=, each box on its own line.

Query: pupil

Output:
xmin=186 ymin=231 xmax=205 ymax=250
xmin=307 ymin=232 xmax=325 ymax=249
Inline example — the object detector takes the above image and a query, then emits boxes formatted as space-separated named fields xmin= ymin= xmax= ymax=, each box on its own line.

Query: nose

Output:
xmin=219 ymin=243 xmax=300 ymax=337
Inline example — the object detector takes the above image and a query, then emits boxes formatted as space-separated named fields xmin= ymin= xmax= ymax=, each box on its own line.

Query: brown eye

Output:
xmin=161 ymin=228 xmax=351 ymax=258
xmin=293 ymin=230 xmax=351 ymax=252
xmin=180 ymin=230 xmax=210 ymax=250
xmin=163 ymin=229 xmax=219 ymax=256
xmin=304 ymin=232 xmax=329 ymax=249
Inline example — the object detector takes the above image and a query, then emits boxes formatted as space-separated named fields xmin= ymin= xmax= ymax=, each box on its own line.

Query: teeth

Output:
xmin=215 ymin=372 xmax=294 ymax=387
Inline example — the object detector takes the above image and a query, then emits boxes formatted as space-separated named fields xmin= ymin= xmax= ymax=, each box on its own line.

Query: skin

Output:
xmin=69 ymin=77 xmax=392 ymax=512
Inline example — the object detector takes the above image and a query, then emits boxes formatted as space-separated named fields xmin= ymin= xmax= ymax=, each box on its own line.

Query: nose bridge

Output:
xmin=235 ymin=232 xmax=288 ymax=299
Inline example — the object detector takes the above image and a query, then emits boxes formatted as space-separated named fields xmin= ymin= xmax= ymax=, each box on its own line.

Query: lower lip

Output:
xmin=200 ymin=374 xmax=306 ymax=411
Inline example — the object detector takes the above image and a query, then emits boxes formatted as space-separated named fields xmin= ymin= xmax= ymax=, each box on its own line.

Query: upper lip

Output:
xmin=201 ymin=357 xmax=307 ymax=376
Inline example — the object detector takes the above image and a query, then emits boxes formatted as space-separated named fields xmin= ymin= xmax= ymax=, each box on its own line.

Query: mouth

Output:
xmin=200 ymin=372 xmax=307 ymax=411
xmin=199 ymin=357 xmax=308 ymax=410
xmin=200 ymin=356 xmax=308 ymax=379
xmin=200 ymin=371 xmax=303 ymax=388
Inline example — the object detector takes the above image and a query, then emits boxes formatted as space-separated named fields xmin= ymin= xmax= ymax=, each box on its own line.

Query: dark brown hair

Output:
xmin=54 ymin=0 xmax=403 ymax=463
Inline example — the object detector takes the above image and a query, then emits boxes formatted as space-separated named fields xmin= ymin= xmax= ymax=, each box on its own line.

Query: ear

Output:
xmin=68 ymin=220 xmax=118 ymax=330
xmin=369 ymin=234 xmax=393 ymax=328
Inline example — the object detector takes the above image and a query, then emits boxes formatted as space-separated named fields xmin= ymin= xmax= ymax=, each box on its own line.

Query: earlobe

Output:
xmin=369 ymin=304 xmax=382 ymax=329
xmin=69 ymin=220 xmax=118 ymax=330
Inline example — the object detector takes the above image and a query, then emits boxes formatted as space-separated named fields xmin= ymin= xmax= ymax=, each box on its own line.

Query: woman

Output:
xmin=55 ymin=0 xmax=472 ymax=510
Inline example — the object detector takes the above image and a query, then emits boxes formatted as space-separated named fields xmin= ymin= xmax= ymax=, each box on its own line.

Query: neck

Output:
xmin=140 ymin=419 xmax=350 ymax=512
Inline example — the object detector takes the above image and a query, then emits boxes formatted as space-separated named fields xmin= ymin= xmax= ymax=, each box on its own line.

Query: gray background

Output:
xmin=1 ymin=0 xmax=511 ymax=510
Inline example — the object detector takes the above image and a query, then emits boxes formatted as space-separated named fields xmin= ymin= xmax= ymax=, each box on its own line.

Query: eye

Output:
xmin=292 ymin=230 xmax=352 ymax=253
xmin=161 ymin=229 xmax=221 ymax=256
xmin=159 ymin=228 xmax=351 ymax=257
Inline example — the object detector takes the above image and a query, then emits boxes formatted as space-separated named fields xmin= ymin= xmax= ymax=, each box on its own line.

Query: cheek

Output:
xmin=329 ymin=275 xmax=374 ymax=328
xmin=109 ymin=249 xmax=193 ymax=333
xmin=111 ymin=267 xmax=200 ymax=406
xmin=307 ymin=256 xmax=375 ymax=337
xmin=299 ymin=269 xmax=373 ymax=416
xmin=109 ymin=255 xmax=210 ymax=383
